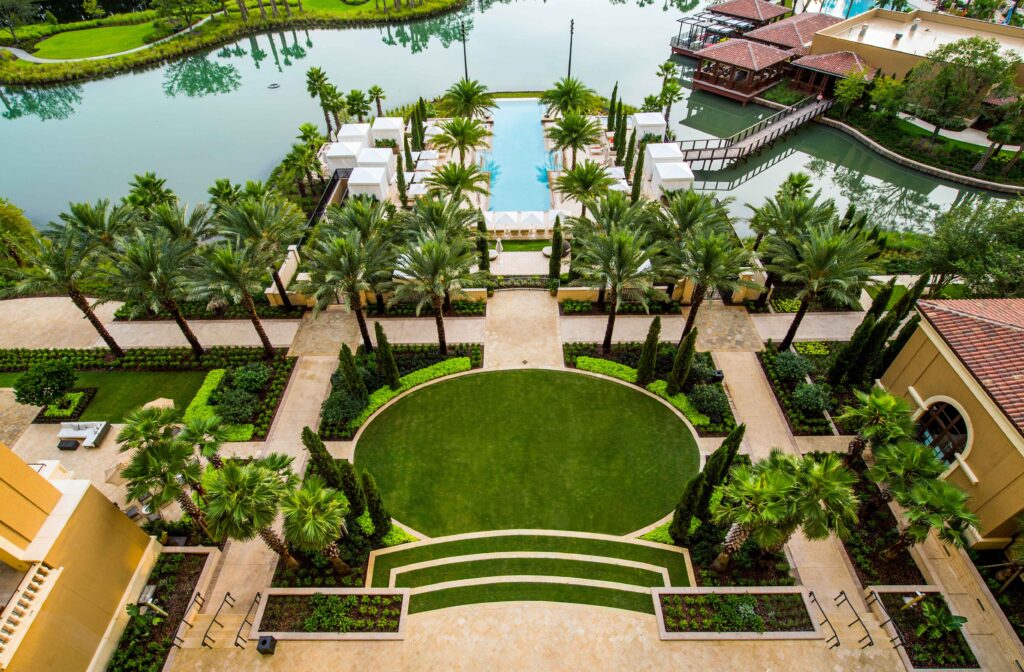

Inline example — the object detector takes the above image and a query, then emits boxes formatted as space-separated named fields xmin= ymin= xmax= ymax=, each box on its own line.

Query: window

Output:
xmin=917 ymin=402 xmax=968 ymax=465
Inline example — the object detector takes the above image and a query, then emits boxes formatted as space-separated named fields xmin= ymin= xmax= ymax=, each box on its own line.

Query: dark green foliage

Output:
xmin=668 ymin=327 xmax=697 ymax=396
xmin=215 ymin=387 xmax=259 ymax=424
xmin=615 ymin=107 xmax=627 ymax=165
xmin=302 ymin=426 xmax=342 ymax=490
xmin=404 ymin=133 xmax=415 ymax=169
xmin=232 ymin=362 xmax=270 ymax=393
xmin=689 ymin=383 xmax=730 ymax=424
xmin=623 ymin=129 xmax=637 ymax=182
xmin=396 ymin=152 xmax=408 ymax=207
xmin=636 ymin=317 xmax=661 ymax=387
xmin=891 ymin=274 xmax=929 ymax=321
xmin=339 ymin=459 xmax=366 ymax=518
xmin=792 ymin=382 xmax=829 ymax=416
xmin=696 ymin=423 xmax=745 ymax=521
xmin=320 ymin=391 xmax=367 ymax=428
xmin=339 ymin=344 xmax=368 ymax=400
xmin=476 ymin=212 xmax=490 ymax=273
xmin=631 ymin=143 xmax=645 ymax=203
xmin=374 ymin=322 xmax=401 ymax=391
xmin=362 ymin=471 xmax=392 ymax=539
xmin=774 ymin=350 xmax=813 ymax=386
xmin=14 ymin=359 xmax=75 ymax=406
xmin=548 ymin=217 xmax=563 ymax=281
xmin=669 ymin=472 xmax=704 ymax=544
xmin=867 ymin=278 xmax=896 ymax=320
xmin=607 ymin=82 xmax=618 ymax=131
xmin=828 ymin=313 xmax=876 ymax=386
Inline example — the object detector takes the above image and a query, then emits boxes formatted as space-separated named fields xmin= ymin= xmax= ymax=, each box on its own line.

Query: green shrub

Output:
xmin=792 ymin=382 xmax=829 ymax=415
xmin=215 ymin=387 xmax=258 ymax=424
xmin=345 ymin=357 xmax=472 ymax=431
xmin=182 ymin=369 xmax=254 ymax=441
xmin=15 ymin=359 xmax=76 ymax=406
xmin=646 ymin=380 xmax=709 ymax=426
xmin=574 ymin=356 xmax=638 ymax=383
xmin=773 ymin=351 xmax=813 ymax=385
xmin=689 ymin=384 xmax=730 ymax=423
xmin=639 ymin=521 xmax=674 ymax=545
xmin=232 ymin=362 xmax=270 ymax=393
xmin=321 ymin=391 xmax=367 ymax=426
xmin=43 ymin=391 xmax=84 ymax=418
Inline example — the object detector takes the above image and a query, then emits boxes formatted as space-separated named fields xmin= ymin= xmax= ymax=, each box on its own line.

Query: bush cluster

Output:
xmin=114 ymin=297 xmax=297 ymax=321
xmin=365 ymin=299 xmax=485 ymax=317
xmin=0 ymin=346 xmax=282 ymax=373
xmin=660 ymin=593 xmax=812 ymax=633
xmin=758 ymin=348 xmax=833 ymax=435
xmin=183 ymin=358 xmax=295 ymax=441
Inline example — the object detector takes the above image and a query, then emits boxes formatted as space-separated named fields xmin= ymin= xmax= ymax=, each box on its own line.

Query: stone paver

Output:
xmin=0 ymin=297 xmax=120 ymax=348
xmin=288 ymin=308 xmax=359 ymax=357
xmin=489 ymin=251 xmax=565 ymax=276
xmin=0 ymin=390 xmax=38 ymax=448
xmin=105 ymin=319 xmax=300 ymax=349
xmin=751 ymin=312 xmax=864 ymax=343
xmin=484 ymin=292 xmax=564 ymax=369
xmin=371 ymin=316 xmax=486 ymax=346
xmin=794 ymin=435 xmax=854 ymax=455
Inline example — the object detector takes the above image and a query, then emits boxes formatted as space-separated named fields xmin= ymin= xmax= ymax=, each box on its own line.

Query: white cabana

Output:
xmin=370 ymin=117 xmax=404 ymax=145
xmin=322 ymin=141 xmax=363 ymax=171
xmin=357 ymin=147 xmax=397 ymax=181
xmin=493 ymin=211 xmax=518 ymax=235
xmin=547 ymin=209 xmax=568 ymax=227
xmin=348 ymin=166 xmax=389 ymax=200
xmin=418 ymin=149 xmax=440 ymax=161
xmin=337 ymin=123 xmax=371 ymax=146
xmin=631 ymin=112 xmax=667 ymax=142
xmin=652 ymin=161 xmax=695 ymax=196
xmin=407 ymin=183 xmax=429 ymax=197
xmin=415 ymin=159 xmax=438 ymax=172
xmin=392 ymin=171 xmax=416 ymax=185
xmin=606 ymin=166 xmax=626 ymax=180
xmin=520 ymin=211 xmax=546 ymax=236
xmin=610 ymin=180 xmax=631 ymax=192
xmin=644 ymin=143 xmax=686 ymax=180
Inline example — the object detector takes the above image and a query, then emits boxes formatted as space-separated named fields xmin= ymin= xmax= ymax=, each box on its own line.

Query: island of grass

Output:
xmin=354 ymin=369 xmax=700 ymax=537
xmin=31 ymin=21 xmax=164 ymax=60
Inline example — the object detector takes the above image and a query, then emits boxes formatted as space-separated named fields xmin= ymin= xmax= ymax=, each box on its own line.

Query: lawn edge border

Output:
xmin=651 ymin=586 xmax=822 ymax=641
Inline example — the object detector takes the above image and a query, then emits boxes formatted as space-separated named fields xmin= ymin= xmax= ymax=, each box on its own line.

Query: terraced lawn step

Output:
xmin=408 ymin=580 xmax=657 ymax=615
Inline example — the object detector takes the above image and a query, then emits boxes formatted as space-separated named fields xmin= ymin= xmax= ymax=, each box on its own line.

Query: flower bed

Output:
xmin=0 ymin=346 xmax=287 ymax=373
xmin=365 ymin=300 xmax=486 ymax=317
xmin=877 ymin=592 xmax=979 ymax=669
xmin=495 ymin=275 xmax=549 ymax=289
xmin=113 ymin=297 xmax=301 ymax=321
xmin=255 ymin=590 xmax=406 ymax=638
xmin=658 ymin=590 xmax=814 ymax=636
xmin=768 ymin=284 xmax=857 ymax=313
xmin=33 ymin=387 xmax=97 ymax=423
xmin=559 ymin=299 xmax=681 ymax=316
xmin=183 ymin=358 xmax=296 ymax=441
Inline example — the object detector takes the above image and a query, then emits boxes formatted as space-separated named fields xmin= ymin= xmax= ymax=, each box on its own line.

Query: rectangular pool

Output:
xmin=484 ymin=98 xmax=556 ymax=212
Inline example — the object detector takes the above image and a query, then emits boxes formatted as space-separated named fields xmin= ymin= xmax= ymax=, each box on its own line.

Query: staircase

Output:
xmin=0 ymin=563 xmax=62 ymax=669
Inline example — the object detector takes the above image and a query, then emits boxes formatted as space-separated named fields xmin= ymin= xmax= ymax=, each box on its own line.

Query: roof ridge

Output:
xmin=920 ymin=300 xmax=1024 ymax=334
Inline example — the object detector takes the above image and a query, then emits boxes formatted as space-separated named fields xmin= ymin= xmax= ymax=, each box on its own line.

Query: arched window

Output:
xmin=917 ymin=402 xmax=969 ymax=465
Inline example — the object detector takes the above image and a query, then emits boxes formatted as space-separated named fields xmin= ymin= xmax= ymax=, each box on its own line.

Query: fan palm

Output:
xmin=710 ymin=464 xmax=793 ymax=571
xmin=658 ymin=190 xmax=733 ymax=241
xmin=323 ymin=196 xmax=399 ymax=245
xmin=765 ymin=224 xmax=879 ymax=350
xmin=121 ymin=436 xmax=212 ymax=538
xmin=398 ymin=194 xmax=478 ymax=243
xmin=117 ymin=406 xmax=181 ymax=453
xmin=281 ymin=475 xmax=351 ymax=575
xmin=57 ymin=198 xmax=138 ymax=250
xmin=1 ymin=226 xmax=125 ymax=356
xmin=669 ymin=230 xmax=753 ymax=342
xmin=867 ymin=440 xmax=946 ymax=503
xmin=657 ymin=61 xmax=680 ymax=88
xmin=186 ymin=242 xmax=278 ymax=358
xmin=204 ymin=461 xmax=298 ymax=569
xmin=552 ymin=160 xmax=616 ymax=218
xmin=345 ymin=89 xmax=371 ymax=123
xmin=208 ymin=179 xmax=243 ymax=212
xmin=837 ymin=387 xmax=915 ymax=465
xmin=748 ymin=189 xmax=833 ymax=252
xmin=179 ymin=413 xmax=232 ymax=469
xmin=787 ymin=452 xmax=859 ymax=543
xmin=217 ymin=194 xmax=306 ymax=311
xmin=432 ymin=117 xmax=490 ymax=166
xmin=441 ymin=78 xmax=497 ymax=119
xmin=547 ymin=111 xmax=603 ymax=170
xmin=368 ymin=85 xmax=386 ymax=117
xmin=885 ymin=479 xmax=979 ymax=557
xmin=423 ymin=162 xmax=490 ymax=201
xmin=146 ymin=202 xmax=216 ymax=250
xmin=540 ymin=76 xmax=597 ymax=116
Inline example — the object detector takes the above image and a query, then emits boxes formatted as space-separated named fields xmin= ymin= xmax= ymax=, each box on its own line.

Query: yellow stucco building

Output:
xmin=882 ymin=299 xmax=1024 ymax=549
xmin=0 ymin=443 xmax=157 ymax=672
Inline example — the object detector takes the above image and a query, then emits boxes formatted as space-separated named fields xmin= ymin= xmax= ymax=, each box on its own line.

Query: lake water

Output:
xmin=0 ymin=0 xmax=988 ymax=230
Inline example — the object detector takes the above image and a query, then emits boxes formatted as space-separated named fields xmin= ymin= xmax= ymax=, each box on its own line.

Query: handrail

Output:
xmin=299 ymin=168 xmax=350 ymax=246
xmin=864 ymin=590 xmax=907 ymax=651
xmin=725 ymin=95 xmax=816 ymax=145
xmin=836 ymin=590 xmax=874 ymax=649
xmin=808 ymin=591 xmax=841 ymax=650
xmin=170 ymin=590 xmax=205 ymax=649
xmin=200 ymin=591 xmax=235 ymax=649
xmin=233 ymin=592 xmax=262 ymax=649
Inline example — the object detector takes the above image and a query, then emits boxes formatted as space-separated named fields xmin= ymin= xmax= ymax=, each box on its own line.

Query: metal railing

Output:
xmin=691 ymin=147 xmax=797 ymax=192
xmin=170 ymin=591 xmax=205 ymax=649
xmin=726 ymin=95 xmax=817 ymax=145
xmin=233 ymin=592 xmax=262 ymax=650
xmin=808 ymin=591 xmax=840 ymax=650
xmin=299 ymin=168 xmax=350 ymax=246
xmin=836 ymin=590 xmax=874 ymax=649
xmin=864 ymin=591 xmax=906 ymax=651
xmin=200 ymin=592 xmax=235 ymax=649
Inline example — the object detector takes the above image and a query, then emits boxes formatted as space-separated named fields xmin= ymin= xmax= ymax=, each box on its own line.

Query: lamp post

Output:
xmin=460 ymin=21 xmax=469 ymax=80
xmin=567 ymin=19 xmax=575 ymax=78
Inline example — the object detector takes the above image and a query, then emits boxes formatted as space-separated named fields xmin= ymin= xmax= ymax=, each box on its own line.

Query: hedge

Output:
xmin=182 ymin=369 xmax=254 ymax=441
xmin=347 ymin=357 xmax=472 ymax=432
xmin=574 ymin=356 xmax=638 ymax=383
xmin=646 ymin=380 xmax=710 ymax=427
xmin=575 ymin=358 xmax=711 ymax=427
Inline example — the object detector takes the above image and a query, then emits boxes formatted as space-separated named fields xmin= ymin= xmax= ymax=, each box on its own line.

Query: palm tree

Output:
xmin=541 ymin=76 xmax=597 ymax=116
xmin=660 ymin=80 xmax=684 ymax=141
xmin=121 ymin=437 xmax=212 ymax=538
xmin=294 ymin=231 xmax=391 ymax=352
xmin=441 ymin=78 xmax=497 ymax=119
xmin=884 ymin=479 xmax=979 ymax=558
xmin=187 ymin=243 xmax=277 ymax=358
xmin=368 ymin=85 xmax=386 ymax=117
xmin=547 ymin=111 xmax=603 ymax=169
xmin=322 ymin=84 xmax=347 ymax=132
xmin=747 ymin=189 xmax=834 ymax=252
xmin=836 ymin=386 xmax=915 ymax=461
xmin=573 ymin=227 xmax=661 ymax=353
xmin=101 ymin=230 xmax=205 ymax=356
xmin=765 ymin=224 xmax=879 ymax=350
xmin=710 ymin=464 xmax=792 ymax=571
xmin=423 ymin=162 xmax=490 ymax=201
xmin=432 ymin=117 xmax=491 ymax=166
xmin=2 ymin=226 xmax=125 ymax=357
xmin=179 ymin=414 xmax=232 ymax=469
xmin=567 ymin=191 xmax=657 ymax=240
xmin=281 ymin=475 xmax=351 ymax=575
xmin=146 ymin=202 xmax=216 ymax=251
xmin=305 ymin=67 xmax=333 ymax=137
xmin=973 ymin=122 xmax=1016 ymax=173
xmin=208 ymin=179 xmax=242 ymax=212
xmin=117 ymin=406 xmax=181 ymax=453
xmin=398 ymin=194 xmax=478 ymax=243
xmin=553 ymin=160 xmax=616 ymax=217
xmin=391 ymin=236 xmax=477 ymax=355
xmin=322 ymin=196 xmax=401 ymax=249
xmin=657 ymin=61 xmax=680 ymax=89
xmin=670 ymin=230 xmax=753 ymax=342
xmin=124 ymin=172 xmax=176 ymax=212
xmin=345 ymin=89 xmax=371 ymax=123
xmin=867 ymin=440 xmax=945 ymax=503
xmin=57 ymin=198 xmax=138 ymax=250
xmin=217 ymin=194 xmax=306 ymax=311
xmin=785 ymin=452 xmax=859 ymax=544
xmin=297 ymin=122 xmax=325 ymax=150
xmin=0 ymin=198 xmax=35 ymax=268
xmin=658 ymin=190 xmax=732 ymax=241
xmin=205 ymin=461 xmax=298 ymax=569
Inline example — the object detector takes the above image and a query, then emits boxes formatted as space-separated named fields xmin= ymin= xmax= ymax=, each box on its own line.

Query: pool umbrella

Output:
xmin=495 ymin=238 xmax=504 ymax=259
xmin=142 ymin=398 xmax=175 ymax=410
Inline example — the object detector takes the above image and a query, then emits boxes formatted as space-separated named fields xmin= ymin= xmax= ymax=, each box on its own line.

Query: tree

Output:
xmin=338 ymin=459 xmax=365 ymax=518
xmin=696 ymin=423 xmax=745 ymax=521
xmin=0 ymin=0 xmax=37 ymax=43
xmin=305 ymin=67 xmax=334 ymax=137
xmin=669 ymin=472 xmax=705 ymax=544
xmin=423 ymin=162 xmax=490 ymax=200
xmin=631 ymin=142 xmax=646 ymax=203
xmin=541 ymin=76 xmax=597 ymax=116
xmin=0 ymin=197 xmax=34 ymax=267
xmin=867 ymin=440 xmax=945 ymax=503
xmin=361 ymin=471 xmax=391 ymax=539
xmin=151 ymin=0 xmax=207 ymax=29
xmin=368 ymin=85 xmax=386 ymax=117
xmin=748 ymin=189 xmax=835 ymax=260
xmin=657 ymin=61 xmax=680 ymax=89
xmin=836 ymin=386 xmax=915 ymax=462
xmin=338 ymin=343 xmax=367 ymax=400
xmin=765 ymin=224 xmax=879 ymax=350
xmin=973 ymin=122 xmax=1016 ymax=173
xmin=281 ymin=475 xmax=351 ymax=574
xmin=208 ymin=179 xmax=243 ymax=212
xmin=659 ymin=190 xmax=732 ymax=243
xmin=671 ymin=230 xmax=752 ymax=342
xmin=186 ymin=243 xmax=276 ymax=357
xmin=782 ymin=452 xmax=859 ymax=546
xmin=636 ymin=316 xmax=661 ymax=387
xmin=375 ymin=322 xmax=401 ymax=390
xmin=432 ymin=117 xmax=490 ymax=166
xmin=977 ymin=514 xmax=1024 ymax=594
xmin=302 ymin=426 xmax=342 ymax=489
xmin=475 ymin=212 xmax=489 ymax=274
xmin=14 ymin=359 xmax=75 ymax=407
xmin=122 ymin=436 xmax=213 ymax=539
xmin=668 ymin=327 xmax=696 ymax=397
xmin=606 ymin=82 xmax=618 ymax=131
xmin=123 ymin=172 xmax=176 ymax=212
xmin=546 ymin=111 xmax=603 ymax=169
xmin=622 ymin=129 xmax=637 ymax=182
xmin=884 ymin=479 xmax=979 ymax=557
xmin=660 ymin=82 xmax=682 ymax=141
xmin=553 ymin=160 xmax=615 ymax=218
xmin=869 ymin=74 xmax=906 ymax=120
xmin=827 ymin=313 xmax=876 ymax=386
xmin=614 ymin=108 xmax=627 ymax=165
xmin=548 ymin=216 xmax=562 ymax=281
xmin=710 ymin=463 xmax=791 ymax=571
xmin=833 ymin=68 xmax=870 ymax=118
xmin=345 ymin=89 xmax=371 ymax=123
xmin=874 ymin=314 xmax=921 ymax=379
xmin=441 ymin=78 xmax=496 ymax=118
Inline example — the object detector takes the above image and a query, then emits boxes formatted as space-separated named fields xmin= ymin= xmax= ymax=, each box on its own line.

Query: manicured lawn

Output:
xmin=489 ymin=240 xmax=550 ymax=251
xmin=32 ymin=22 xmax=162 ymax=59
xmin=410 ymin=582 xmax=655 ymax=614
xmin=397 ymin=557 xmax=665 ymax=589
xmin=354 ymin=370 xmax=699 ymax=537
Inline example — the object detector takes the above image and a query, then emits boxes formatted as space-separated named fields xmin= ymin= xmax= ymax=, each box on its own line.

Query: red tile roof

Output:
xmin=743 ymin=12 xmax=841 ymax=50
xmin=694 ymin=39 xmax=794 ymax=71
xmin=710 ymin=0 xmax=792 ymax=22
xmin=918 ymin=299 xmax=1024 ymax=437
xmin=792 ymin=50 xmax=875 ymax=79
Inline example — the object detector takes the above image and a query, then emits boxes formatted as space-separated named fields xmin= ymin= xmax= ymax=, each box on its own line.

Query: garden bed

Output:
xmin=0 ymin=346 xmax=288 ymax=373
xmin=970 ymin=549 xmax=1024 ymax=645
xmin=876 ymin=592 xmax=979 ymax=669
xmin=656 ymin=588 xmax=816 ymax=639
xmin=183 ymin=357 xmax=296 ymax=441
xmin=32 ymin=387 xmax=97 ymax=423
xmin=253 ymin=589 xmax=407 ymax=640
xmin=365 ymin=299 xmax=486 ymax=317
xmin=687 ymin=517 xmax=797 ymax=588
xmin=758 ymin=345 xmax=837 ymax=436
xmin=559 ymin=299 xmax=682 ymax=316
xmin=768 ymin=284 xmax=859 ymax=314
xmin=113 ymin=297 xmax=302 ymax=321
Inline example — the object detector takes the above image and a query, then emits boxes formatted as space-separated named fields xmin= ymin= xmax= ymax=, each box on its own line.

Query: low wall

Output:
xmin=249 ymin=587 xmax=410 ymax=641
xmin=652 ymin=586 xmax=822 ymax=641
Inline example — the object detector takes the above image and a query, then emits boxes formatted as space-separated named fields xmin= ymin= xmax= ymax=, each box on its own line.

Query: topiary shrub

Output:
xmin=321 ymin=391 xmax=367 ymax=426
xmin=792 ymin=382 xmax=829 ymax=416
xmin=689 ymin=384 xmax=730 ymax=423
xmin=774 ymin=351 xmax=813 ymax=386
xmin=215 ymin=388 xmax=258 ymax=424
xmin=14 ymin=359 xmax=76 ymax=407
xmin=232 ymin=363 xmax=270 ymax=393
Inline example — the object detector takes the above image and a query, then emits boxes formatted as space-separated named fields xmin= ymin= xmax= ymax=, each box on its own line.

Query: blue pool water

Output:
xmin=485 ymin=98 xmax=556 ymax=211
xmin=819 ymin=0 xmax=876 ymax=18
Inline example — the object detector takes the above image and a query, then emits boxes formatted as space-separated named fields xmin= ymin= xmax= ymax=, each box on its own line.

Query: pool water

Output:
xmin=485 ymin=98 xmax=555 ymax=211
xmin=818 ymin=0 xmax=877 ymax=18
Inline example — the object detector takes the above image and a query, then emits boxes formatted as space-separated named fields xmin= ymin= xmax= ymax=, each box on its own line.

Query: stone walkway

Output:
xmin=484 ymin=292 xmax=563 ymax=369
xmin=0 ymin=390 xmax=37 ymax=448
xmin=106 ymin=319 xmax=301 ymax=349
xmin=751 ymin=312 xmax=864 ymax=343
xmin=0 ymin=297 xmax=120 ymax=348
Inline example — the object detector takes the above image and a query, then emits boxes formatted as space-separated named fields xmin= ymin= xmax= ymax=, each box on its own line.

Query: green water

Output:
xmin=0 ymin=0 xmax=989 ymax=229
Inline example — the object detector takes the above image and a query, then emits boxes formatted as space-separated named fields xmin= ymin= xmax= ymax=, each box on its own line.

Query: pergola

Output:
xmin=692 ymin=39 xmax=794 ymax=104
xmin=671 ymin=12 xmax=756 ymax=55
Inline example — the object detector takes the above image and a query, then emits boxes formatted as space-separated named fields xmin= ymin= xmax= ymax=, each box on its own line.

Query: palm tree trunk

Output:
xmin=433 ymin=297 xmax=448 ymax=355
xmin=283 ymin=0 xmax=292 ymax=16
xmin=326 ymin=541 xmax=352 ymax=576
xmin=997 ymin=567 xmax=1023 ymax=596
xmin=4 ymin=241 xmax=23 ymax=267
xmin=176 ymin=491 xmax=213 ymax=540
xmin=602 ymin=291 xmax=617 ymax=353
xmin=664 ymin=103 xmax=673 ymax=142
xmin=235 ymin=0 xmax=248 ymax=21
xmin=269 ymin=0 xmax=279 ymax=17
xmin=376 ymin=98 xmax=383 ymax=116
xmin=271 ymin=268 xmax=294 ymax=310
xmin=881 ymin=530 xmax=913 ymax=560
xmin=755 ymin=271 xmax=777 ymax=309
xmin=681 ymin=283 xmax=705 ymax=342
xmin=259 ymin=526 xmax=300 ymax=569
xmin=581 ymin=202 xmax=588 ymax=218
xmin=375 ymin=291 xmax=386 ymax=315
xmin=164 ymin=300 xmax=205 ymax=357
xmin=779 ymin=296 xmax=811 ymax=350
xmin=1002 ymin=145 xmax=1024 ymax=176
xmin=973 ymin=142 xmax=1003 ymax=173
xmin=243 ymin=293 xmax=276 ymax=358
xmin=255 ymin=0 xmax=267 ymax=18
xmin=349 ymin=292 xmax=373 ymax=352
xmin=571 ymin=146 xmax=578 ymax=169
xmin=752 ymin=232 xmax=764 ymax=251
xmin=597 ymin=288 xmax=606 ymax=312
xmin=321 ymin=107 xmax=333 ymax=139
xmin=69 ymin=289 xmax=124 ymax=358
xmin=712 ymin=523 xmax=750 ymax=571
xmin=207 ymin=453 xmax=224 ymax=469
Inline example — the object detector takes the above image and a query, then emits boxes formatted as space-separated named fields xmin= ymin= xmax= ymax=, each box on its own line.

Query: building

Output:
xmin=881 ymin=299 xmax=1024 ymax=549
xmin=810 ymin=8 xmax=1024 ymax=84
xmin=743 ymin=12 xmax=842 ymax=54
xmin=671 ymin=0 xmax=791 ymax=56
xmin=789 ymin=50 xmax=875 ymax=94
xmin=692 ymin=39 xmax=795 ymax=103
xmin=0 ymin=444 xmax=156 ymax=671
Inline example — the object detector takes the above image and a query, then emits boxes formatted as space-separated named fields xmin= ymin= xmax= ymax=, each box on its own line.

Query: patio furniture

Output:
xmin=57 ymin=421 xmax=110 ymax=448
xmin=57 ymin=439 xmax=80 ymax=451
xmin=124 ymin=505 xmax=142 ymax=520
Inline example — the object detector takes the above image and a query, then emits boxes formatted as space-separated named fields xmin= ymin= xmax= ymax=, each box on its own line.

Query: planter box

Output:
xmin=250 ymin=587 xmax=410 ymax=641
xmin=652 ymin=586 xmax=821 ymax=641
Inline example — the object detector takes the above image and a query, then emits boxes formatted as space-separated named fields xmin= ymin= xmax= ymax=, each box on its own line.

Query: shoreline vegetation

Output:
xmin=0 ymin=0 xmax=467 ymax=86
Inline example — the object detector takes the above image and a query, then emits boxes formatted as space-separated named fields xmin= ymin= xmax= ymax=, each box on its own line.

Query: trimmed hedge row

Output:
xmin=183 ymin=370 xmax=255 ymax=441
xmin=0 ymin=346 xmax=285 ymax=372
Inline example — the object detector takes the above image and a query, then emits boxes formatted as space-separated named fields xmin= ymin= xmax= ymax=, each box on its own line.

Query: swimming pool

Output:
xmin=484 ymin=98 xmax=556 ymax=211
xmin=819 ymin=0 xmax=876 ymax=18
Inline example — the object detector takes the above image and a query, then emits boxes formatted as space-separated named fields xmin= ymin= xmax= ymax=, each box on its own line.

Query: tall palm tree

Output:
xmin=432 ymin=117 xmax=490 ymax=166
xmin=867 ymin=440 xmax=945 ymax=503
xmin=547 ymin=111 xmax=603 ymax=169
xmin=146 ymin=202 xmax=216 ymax=251
xmin=391 ymin=236 xmax=477 ymax=355
xmin=441 ymin=78 xmax=497 ymax=119
xmin=294 ymin=231 xmax=391 ymax=352
xmin=657 ymin=60 xmax=680 ymax=89
xmin=117 ymin=406 xmax=181 ymax=453
xmin=658 ymin=190 xmax=733 ymax=241
xmin=710 ymin=464 xmax=792 ymax=571
xmin=885 ymin=479 xmax=979 ymax=558
xmin=57 ymin=198 xmax=138 ymax=250
xmin=567 ymin=191 xmax=657 ymax=240
xmin=660 ymin=80 xmax=684 ymax=141
xmin=765 ymin=224 xmax=879 ymax=350
xmin=124 ymin=172 xmax=176 ymax=212
xmin=398 ymin=194 xmax=478 ymax=243
xmin=322 ymin=84 xmax=347 ymax=132
xmin=541 ymin=76 xmax=598 ymax=116
xmin=204 ymin=461 xmax=298 ymax=569
xmin=573 ymin=227 xmax=661 ymax=353
xmin=2 ymin=226 xmax=125 ymax=357
xmin=747 ymin=189 xmax=834 ymax=252
xmin=217 ymin=194 xmax=306 ymax=311
xmin=783 ymin=452 xmax=859 ymax=545
xmin=186 ymin=243 xmax=277 ymax=358
xmin=101 ymin=230 xmax=205 ymax=356
xmin=305 ymin=67 xmax=333 ymax=137
xmin=367 ymin=85 xmax=386 ymax=117
xmin=121 ymin=437 xmax=212 ymax=538
xmin=553 ymin=160 xmax=616 ymax=217
xmin=179 ymin=414 xmax=232 ymax=469
xmin=836 ymin=386 xmax=915 ymax=461
xmin=670 ymin=230 xmax=753 ymax=342
xmin=281 ymin=475 xmax=351 ymax=575
xmin=345 ymin=89 xmax=371 ymax=123
xmin=208 ymin=179 xmax=243 ymax=212
xmin=423 ymin=163 xmax=490 ymax=201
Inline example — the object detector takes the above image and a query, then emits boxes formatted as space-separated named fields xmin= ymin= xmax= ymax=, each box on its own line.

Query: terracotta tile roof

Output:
xmin=743 ymin=12 xmax=841 ymax=50
xmin=710 ymin=0 xmax=792 ymax=22
xmin=694 ymin=39 xmax=794 ymax=70
xmin=983 ymin=92 xmax=1019 ymax=106
xmin=792 ymin=50 xmax=875 ymax=79
xmin=918 ymin=299 xmax=1024 ymax=437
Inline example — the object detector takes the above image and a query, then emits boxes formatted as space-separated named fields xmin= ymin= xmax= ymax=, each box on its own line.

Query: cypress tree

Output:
xmin=631 ymin=142 xmax=646 ymax=204
xmin=362 ymin=471 xmax=392 ymax=538
xmin=301 ymin=426 xmax=341 ymax=490
xmin=669 ymin=472 xmax=705 ymax=544
xmin=338 ymin=459 xmax=366 ymax=518
xmin=853 ymin=311 xmax=901 ymax=385
xmin=548 ymin=217 xmax=563 ymax=281
xmin=339 ymin=344 xmax=367 ymax=400
xmin=374 ymin=322 xmax=401 ymax=390
xmin=395 ymin=152 xmax=408 ymax=208
xmin=668 ymin=327 xmax=697 ymax=396
xmin=623 ymin=129 xmax=637 ymax=183
xmin=636 ymin=317 xmax=661 ymax=387
xmin=866 ymin=278 xmax=896 ymax=321
xmin=607 ymin=82 xmax=618 ymax=132
xmin=476 ymin=212 xmax=490 ymax=273
xmin=404 ymin=132 xmax=414 ymax=168
xmin=827 ymin=313 xmax=876 ymax=386
xmin=409 ymin=106 xmax=419 ymax=151
xmin=890 ymin=274 xmax=929 ymax=322
xmin=614 ymin=107 xmax=627 ymax=165
xmin=696 ymin=423 xmax=746 ymax=521
xmin=874 ymin=314 xmax=920 ymax=379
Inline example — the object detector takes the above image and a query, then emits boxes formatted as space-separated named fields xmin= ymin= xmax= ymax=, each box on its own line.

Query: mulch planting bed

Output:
xmin=558 ymin=299 xmax=682 ymax=316
xmin=688 ymin=518 xmax=797 ymax=588
xmin=660 ymin=592 xmax=813 ymax=633
xmin=32 ymin=387 xmax=97 ymax=424
xmin=970 ymin=549 xmax=1024 ymax=645
xmin=879 ymin=593 xmax=978 ymax=669
xmin=260 ymin=593 xmax=403 ymax=633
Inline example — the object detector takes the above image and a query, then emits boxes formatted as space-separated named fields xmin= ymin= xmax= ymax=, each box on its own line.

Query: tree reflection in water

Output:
xmin=0 ymin=84 xmax=83 ymax=121
xmin=163 ymin=55 xmax=242 ymax=98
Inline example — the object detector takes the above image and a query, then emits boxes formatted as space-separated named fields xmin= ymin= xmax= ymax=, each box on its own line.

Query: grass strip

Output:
xmin=396 ymin=557 xmax=665 ymax=589
xmin=409 ymin=581 xmax=655 ymax=614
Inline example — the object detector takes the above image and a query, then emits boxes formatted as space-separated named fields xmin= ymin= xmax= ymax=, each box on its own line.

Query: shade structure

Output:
xmin=322 ymin=141 xmax=363 ymax=171
xmin=142 ymin=397 xmax=175 ymax=410
xmin=493 ymin=211 xmax=518 ymax=233
xmin=407 ymin=183 xmax=429 ymax=197
xmin=607 ymin=166 xmax=626 ymax=180
xmin=348 ymin=166 xmax=389 ymax=200
xmin=104 ymin=461 xmax=128 ymax=486
xmin=418 ymin=149 xmax=440 ymax=161
xmin=652 ymin=161 xmax=695 ymax=196
xmin=630 ymin=112 xmax=667 ymax=141
xmin=644 ymin=143 xmax=686 ymax=180
xmin=520 ymin=211 xmax=546 ymax=233
xmin=357 ymin=147 xmax=397 ymax=181
xmin=370 ymin=117 xmax=405 ymax=145
xmin=338 ymin=123 xmax=372 ymax=146
xmin=610 ymin=180 xmax=631 ymax=192
xmin=415 ymin=159 xmax=438 ymax=172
